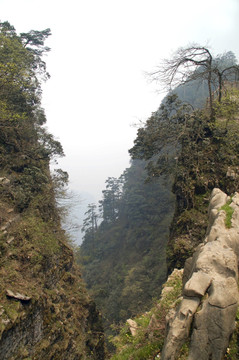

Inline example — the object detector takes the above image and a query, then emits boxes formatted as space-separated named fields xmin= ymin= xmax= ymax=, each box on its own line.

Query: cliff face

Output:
xmin=0 ymin=21 xmax=105 ymax=359
xmin=0 ymin=179 xmax=105 ymax=360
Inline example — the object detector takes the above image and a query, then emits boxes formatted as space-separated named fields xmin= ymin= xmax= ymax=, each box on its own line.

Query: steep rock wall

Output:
xmin=161 ymin=188 xmax=239 ymax=360
xmin=0 ymin=196 xmax=105 ymax=360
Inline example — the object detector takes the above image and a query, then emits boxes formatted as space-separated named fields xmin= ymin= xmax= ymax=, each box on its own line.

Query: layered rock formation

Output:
xmin=161 ymin=188 xmax=239 ymax=360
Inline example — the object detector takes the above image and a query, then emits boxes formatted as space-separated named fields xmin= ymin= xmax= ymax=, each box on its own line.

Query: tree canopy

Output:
xmin=79 ymin=159 xmax=175 ymax=331
xmin=0 ymin=21 xmax=65 ymax=210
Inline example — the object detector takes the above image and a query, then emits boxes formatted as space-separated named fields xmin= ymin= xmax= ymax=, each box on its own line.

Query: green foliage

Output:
xmin=81 ymin=203 xmax=99 ymax=237
xmin=0 ymin=21 xmax=66 ymax=213
xmin=18 ymin=214 xmax=60 ymax=256
xmin=79 ymin=159 xmax=175 ymax=338
xmin=168 ymin=100 xmax=239 ymax=269
xmin=99 ymin=176 xmax=123 ymax=224
xmin=220 ymin=198 xmax=234 ymax=228
xmin=110 ymin=269 xmax=183 ymax=360
xmin=129 ymin=94 xmax=193 ymax=177
xmin=130 ymin=81 xmax=239 ymax=272
xmin=214 ymin=88 xmax=239 ymax=122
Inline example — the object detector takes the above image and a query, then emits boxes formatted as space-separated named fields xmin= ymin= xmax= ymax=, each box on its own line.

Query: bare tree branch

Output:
xmin=149 ymin=44 xmax=239 ymax=118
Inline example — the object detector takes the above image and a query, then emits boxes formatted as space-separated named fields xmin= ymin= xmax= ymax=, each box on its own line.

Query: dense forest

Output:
xmin=78 ymin=47 xmax=239 ymax=355
xmin=79 ymin=160 xmax=174 ymax=327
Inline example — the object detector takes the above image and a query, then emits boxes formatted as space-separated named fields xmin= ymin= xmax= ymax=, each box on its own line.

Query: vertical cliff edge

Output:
xmin=0 ymin=21 xmax=105 ymax=360
xmin=0 ymin=177 xmax=105 ymax=359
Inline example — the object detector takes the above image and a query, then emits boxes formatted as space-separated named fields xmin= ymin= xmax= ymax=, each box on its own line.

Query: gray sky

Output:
xmin=1 ymin=0 xmax=239 ymax=241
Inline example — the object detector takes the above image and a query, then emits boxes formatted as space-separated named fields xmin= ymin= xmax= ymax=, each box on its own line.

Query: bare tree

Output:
xmin=208 ymin=51 xmax=239 ymax=103
xmin=151 ymin=45 xmax=239 ymax=118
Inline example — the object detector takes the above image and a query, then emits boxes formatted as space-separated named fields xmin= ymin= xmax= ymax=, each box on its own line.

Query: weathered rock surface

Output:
xmin=161 ymin=188 xmax=239 ymax=360
xmin=6 ymin=289 xmax=31 ymax=302
xmin=127 ymin=319 xmax=138 ymax=336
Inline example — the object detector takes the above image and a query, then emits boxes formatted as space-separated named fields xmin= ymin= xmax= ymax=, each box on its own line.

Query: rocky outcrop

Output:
xmin=161 ymin=188 xmax=239 ymax=360
xmin=127 ymin=319 xmax=138 ymax=336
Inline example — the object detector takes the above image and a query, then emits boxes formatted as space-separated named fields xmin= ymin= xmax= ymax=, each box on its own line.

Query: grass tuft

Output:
xmin=220 ymin=199 xmax=234 ymax=228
